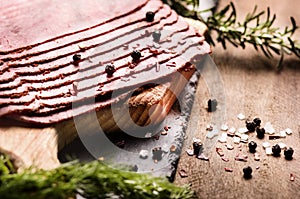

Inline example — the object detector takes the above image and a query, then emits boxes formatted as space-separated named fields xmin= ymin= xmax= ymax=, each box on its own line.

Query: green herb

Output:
xmin=0 ymin=157 xmax=193 ymax=199
xmin=164 ymin=0 xmax=300 ymax=68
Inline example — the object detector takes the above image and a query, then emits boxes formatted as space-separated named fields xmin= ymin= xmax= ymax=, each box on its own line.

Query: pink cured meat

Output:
xmin=0 ymin=0 xmax=211 ymax=125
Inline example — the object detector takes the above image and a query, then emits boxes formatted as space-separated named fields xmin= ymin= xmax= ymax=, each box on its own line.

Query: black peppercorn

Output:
xmin=72 ymin=54 xmax=81 ymax=62
xmin=105 ymin=64 xmax=116 ymax=77
xmin=246 ymin=121 xmax=256 ymax=132
xmin=256 ymin=127 xmax=265 ymax=139
xmin=207 ymin=99 xmax=217 ymax=112
xmin=146 ymin=11 xmax=155 ymax=22
xmin=193 ymin=141 xmax=202 ymax=156
xmin=253 ymin=118 xmax=261 ymax=127
xmin=131 ymin=165 xmax=138 ymax=172
xmin=272 ymin=144 xmax=281 ymax=157
xmin=284 ymin=147 xmax=294 ymax=160
xmin=152 ymin=147 xmax=163 ymax=161
xmin=131 ymin=50 xmax=141 ymax=62
xmin=248 ymin=141 xmax=257 ymax=153
xmin=152 ymin=30 xmax=161 ymax=42
xmin=243 ymin=166 xmax=252 ymax=179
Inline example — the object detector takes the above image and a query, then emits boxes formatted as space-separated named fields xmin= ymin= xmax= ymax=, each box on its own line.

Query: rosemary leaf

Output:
xmin=164 ymin=0 xmax=300 ymax=67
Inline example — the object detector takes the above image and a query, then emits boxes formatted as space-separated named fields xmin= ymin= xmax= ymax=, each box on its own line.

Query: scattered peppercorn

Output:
xmin=246 ymin=121 xmax=256 ymax=132
xmin=248 ymin=141 xmax=257 ymax=153
xmin=131 ymin=165 xmax=138 ymax=172
xmin=152 ymin=30 xmax=161 ymax=42
xmin=207 ymin=99 xmax=217 ymax=112
xmin=72 ymin=54 xmax=81 ymax=62
xmin=256 ymin=127 xmax=265 ymax=139
xmin=105 ymin=64 xmax=116 ymax=77
xmin=131 ymin=50 xmax=141 ymax=62
xmin=193 ymin=141 xmax=202 ymax=156
xmin=284 ymin=147 xmax=294 ymax=160
xmin=272 ymin=144 xmax=281 ymax=157
xmin=253 ymin=118 xmax=261 ymax=127
xmin=152 ymin=147 xmax=163 ymax=161
xmin=146 ymin=11 xmax=155 ymax=22
xmin=243 ymin=166 xmax=253 ymax=179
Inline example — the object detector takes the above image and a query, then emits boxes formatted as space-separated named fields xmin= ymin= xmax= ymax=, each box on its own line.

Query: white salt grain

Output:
xmin=280 ymin=131 xmax=287 ymax=138
xmin=238 ymin=127 xmax=249 ymax=134
xmin=278 ymin=142 xmax=287 ymax=149
xmin=233 ymin=136 xmax=241 ymax=144
xmin=186 ymin=149 xmax=194 ymax=156
xmin=206 ymin=129 xmax=219 ymax=139
xmin=265 ymin=147 xmax=273 ymax=155
xmin=240 ymin=134 xmax=249 ymax=142
xmin=161 ymin=144 xmax=169 ymax=153
xmin=193 ymin=138 xmax=202 ymax=144
xmin=237 ymin=113 xmax=246 ymax=120
xmin=228 ymin=127 xmax=236 ymax=134
xmin=218 ymin=133 xmax=228 ymax=143
xmin=206 ymin=124 xmax=214 ymax=131
xmin=225 ymin=144 xmax=234 ymax=150
xmin=139 ymin=150 xmax=149 ymax=159
xmin=285 ymin=128 xmax=293 ymax=135
xmin=227 ymin=127 xmax=236 ymax=136
xmin=264 ymin=122 xmax=275 ymax=134
xmin=262 ymin=142 xmax=271 ymax=149
xmin=221 ymin=124 xmax=229 ymax=131
xmin=254 ymin=153 xmax=260 ymax=161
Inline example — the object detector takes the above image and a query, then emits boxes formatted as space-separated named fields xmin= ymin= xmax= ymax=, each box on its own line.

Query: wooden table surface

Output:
xmin=174 ymin=0 xmax=300 ymax=198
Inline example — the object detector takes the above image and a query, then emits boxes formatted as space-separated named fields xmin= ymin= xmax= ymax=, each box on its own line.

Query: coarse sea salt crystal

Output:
xmin=238 ymin=127 xmax=249 ymax=134
xmin=228 ymin=127 xmax=236 ymax=134
xmin=280 ymin=131 xmax=287 ymax=138
xmin=206 ymin=129 xmax=219 ymax=139
xmin=237 ymin=113 xmax=246 ymax=120
xmin=193 ymin=138 xmax=202 ymax=143
xmin=139 ymin=150 xmax=149 ymax=159
xmin=262 ymin=142 xmax=271 ymax=149
xmin=221 ymin=124 xmax=229 ymax=131
xmin=264 ymin=122 xmax=275 ymax=134
xmin=278 ymin=142 xmax=287 ymax=149
xmin=265 ymin=147 xmax=273 ymax=155
xmin=218 ymin=133 xmax=228 ymax=143
xmin=186 ymin=149 xmax=194 ymax=156
xmin=285 ymin=128 xmax=293 ymax=135
xmin=206 ymin=124 xmax=214 ymax=131
xmin=227 ymin=127 xmax=236 ymax=136
xmin=240 ymin=134 xmax=249 ymax=142
xmin=233 ymin=136 xmax=241 ymax=144
xmin=161 ymin=144 xmax=169 ymax=153
xmin=254 ymin=153 xmax=260 ymax=161
xmin=225 ymin=144 xmax=234 ymax=150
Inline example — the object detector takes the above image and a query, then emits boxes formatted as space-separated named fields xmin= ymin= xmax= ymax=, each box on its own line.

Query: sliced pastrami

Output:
xmin=0 ymin=0 xmax=211 ymax=125
xmin=0 ymin=0 xmax=149 ymax=53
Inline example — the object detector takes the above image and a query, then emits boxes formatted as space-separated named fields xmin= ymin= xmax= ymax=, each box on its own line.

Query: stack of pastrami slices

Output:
xmin=0 ymin=0 xmax=211 ymax=133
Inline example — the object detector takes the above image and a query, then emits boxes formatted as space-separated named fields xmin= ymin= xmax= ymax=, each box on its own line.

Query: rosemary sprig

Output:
xmin=164 ymin=0 xmax=300 ymax=67
xmin=0 ymin=155 xmax=193 ymax=199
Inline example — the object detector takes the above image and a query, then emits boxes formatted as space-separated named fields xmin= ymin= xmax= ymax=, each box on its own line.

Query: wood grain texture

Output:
xmin=174 ymin=0 xmax=300 ymax=198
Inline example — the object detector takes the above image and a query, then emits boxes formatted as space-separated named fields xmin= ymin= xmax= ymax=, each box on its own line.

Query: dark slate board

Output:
xmin=58 ymin=69 xmax=200 ymax=182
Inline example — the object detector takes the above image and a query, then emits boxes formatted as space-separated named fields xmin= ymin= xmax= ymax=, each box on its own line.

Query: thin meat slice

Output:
xmin=0 ymin=0 xmax=211 ymax=126
xmin=0 ymin=0 xmax=149 ymax=52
